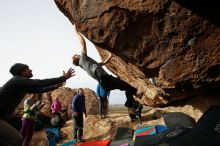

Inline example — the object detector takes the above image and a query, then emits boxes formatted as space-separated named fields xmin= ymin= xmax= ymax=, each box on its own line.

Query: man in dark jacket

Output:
xmin=0 ymin=63 xmax=75 ymax=146
xmin=72 ymin=88 xmax=87 ymax=142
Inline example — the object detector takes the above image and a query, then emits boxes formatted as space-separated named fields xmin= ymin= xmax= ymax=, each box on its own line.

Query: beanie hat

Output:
xmin=9 ymin=63 xmax=28 ymax=76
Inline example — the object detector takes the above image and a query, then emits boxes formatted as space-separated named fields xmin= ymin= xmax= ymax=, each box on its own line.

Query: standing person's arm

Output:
xmin=24 ymin=98 xmax=31 ymax=109
xmin=30 ymin=100 xmax=41 ymax=110
xmin=83 ymin=96 xmax=87 ymax=118
xmin=96 ymin=84 xmax=100 ymax=97
xmin=72 ymin=95 xmax=78 ymax=116
xmin=17 ymin=68 xmax=75 ymax=88
xmin=107 ymin=91 xmax=110 ymax=100
xmin=84 ymin=106 xmax=87 ymax=118
xmin=59 ymin=101 xmax=62 ymax=111
xmin=16 ymin=68 xmax=75 ymax=93
xmin=51 ymin=102 xmax=55 ymax=111
xmin=26 ymin=84 xmax=62 ymax=93
xmin=23 ymin=98 xmax=33 ymax=115
xmin=73 ymin=24 xmax=87 ymax=55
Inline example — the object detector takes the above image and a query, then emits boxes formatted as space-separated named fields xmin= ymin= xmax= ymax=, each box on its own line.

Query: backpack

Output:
xmin=51 ymin=114 xmax=64 ymax=128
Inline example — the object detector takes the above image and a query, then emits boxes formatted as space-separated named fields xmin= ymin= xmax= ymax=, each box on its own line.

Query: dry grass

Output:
xmin=109 ymin=104 xmax=152 ymax=114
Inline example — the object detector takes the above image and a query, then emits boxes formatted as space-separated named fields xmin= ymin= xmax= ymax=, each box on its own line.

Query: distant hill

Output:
xmin=109 ymin=104 xmax=124 ymax=108
xmin=109 ymin=104 xmax=152 ymax=114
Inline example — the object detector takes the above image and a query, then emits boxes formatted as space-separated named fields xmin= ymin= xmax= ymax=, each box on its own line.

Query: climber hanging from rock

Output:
xmin=71 ymin=24 xmax=143 ymax=120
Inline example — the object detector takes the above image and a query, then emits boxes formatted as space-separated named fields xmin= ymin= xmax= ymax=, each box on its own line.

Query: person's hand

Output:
xmin=63 ymin=68 xmax=75 ymax=80
xmin=35 ymin=100 xmax=41 ymax=106
xmin=31 ymin=103 xmax=38 ymax=110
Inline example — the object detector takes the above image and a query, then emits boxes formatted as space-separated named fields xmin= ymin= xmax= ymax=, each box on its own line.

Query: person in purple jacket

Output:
xmin=0 ymin=63 xmax=75 ymax=146
xmin=72 ymin=88 xmax=87 ymax=142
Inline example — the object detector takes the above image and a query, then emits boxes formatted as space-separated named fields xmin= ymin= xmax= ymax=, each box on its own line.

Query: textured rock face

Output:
xmin=54 ymin=0 xmax=220 ymax=107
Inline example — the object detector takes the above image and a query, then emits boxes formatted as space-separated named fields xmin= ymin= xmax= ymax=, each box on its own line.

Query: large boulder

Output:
xmin=16 ymin=87 xmax=99 ymax=121
xmin=54 ymin=0 xmax=220 ymax=108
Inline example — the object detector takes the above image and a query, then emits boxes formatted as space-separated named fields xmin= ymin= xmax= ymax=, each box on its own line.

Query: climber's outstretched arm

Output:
xmin=73 ymin=24 xmax=87 ymax=55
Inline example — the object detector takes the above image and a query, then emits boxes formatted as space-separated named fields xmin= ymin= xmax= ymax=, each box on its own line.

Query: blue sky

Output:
xmin=0 ymin=0 xmax=126 ymax=104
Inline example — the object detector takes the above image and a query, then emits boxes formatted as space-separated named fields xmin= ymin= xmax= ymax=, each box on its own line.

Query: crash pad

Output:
xmin=74 ymin=140 xmax=111 ymax=146
xmin=60 ymin=139 xmax=76 ymax=146
xmin=134 ymin=125 xmax=156 ymax=136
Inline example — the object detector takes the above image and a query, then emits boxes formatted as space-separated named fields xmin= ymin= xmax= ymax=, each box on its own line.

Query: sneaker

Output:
xmin=136 ymin=115 xmax=142 ymax=124
xmin=77 ymin=139 xmax=85 ymax=143
xmin=131 ymin=117 xmax=138 ymax=122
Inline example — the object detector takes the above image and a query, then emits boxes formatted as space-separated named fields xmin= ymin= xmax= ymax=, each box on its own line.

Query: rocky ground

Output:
xmin=19 ymin=87 xmax=210 ymax=146
xmin=30 ymin=105 xmax=163 ymax=146
xmin=30 ymin=103 xmax=203 ymax=146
